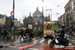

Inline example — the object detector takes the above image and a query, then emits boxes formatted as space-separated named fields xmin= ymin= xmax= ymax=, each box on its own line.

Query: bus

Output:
xmin=44 ymin=21 xmax=55 ymax=39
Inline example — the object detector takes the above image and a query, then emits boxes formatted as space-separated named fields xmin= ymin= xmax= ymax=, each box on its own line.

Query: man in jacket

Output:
xmin=58 ymin=28 xmax=65 ymax=45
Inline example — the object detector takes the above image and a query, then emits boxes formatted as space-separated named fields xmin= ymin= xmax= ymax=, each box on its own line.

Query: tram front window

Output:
xmin=47 ymin=24 xmax=52 ymax=29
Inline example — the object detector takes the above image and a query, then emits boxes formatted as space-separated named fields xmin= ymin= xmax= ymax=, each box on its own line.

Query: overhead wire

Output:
xmin=52 ymin=0 xmax=68 ymax=12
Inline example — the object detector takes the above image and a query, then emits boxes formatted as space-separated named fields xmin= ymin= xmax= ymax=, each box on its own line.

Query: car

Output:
xmin=56 ymin=29 xmax=62 ymax=33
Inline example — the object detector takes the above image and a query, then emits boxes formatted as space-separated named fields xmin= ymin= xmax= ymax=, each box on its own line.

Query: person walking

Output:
xmin=25 ymin=28 xmax=29 ymax=38
xmin=29 ymin=29 xmax=33 ymax=39
xmin=69 ymin=27 xmax=72 ymax=35
xmin=20 ymin=29 xmax=24 ymax=40
xmin=3 ymin=28 xmax=8 ymax=41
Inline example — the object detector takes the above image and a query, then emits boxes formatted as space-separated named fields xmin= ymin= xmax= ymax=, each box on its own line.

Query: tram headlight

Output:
xmin=46 ymin=32 xmax=47 ymax=34
xmin=51 ymin=32 xmax=53 ymax=34
xmin=44 ymin=35 xmax=46 ymax=37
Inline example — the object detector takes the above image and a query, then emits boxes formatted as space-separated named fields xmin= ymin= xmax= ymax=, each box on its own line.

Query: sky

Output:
xmin=0 ymin=0 xmax=69 ymax=23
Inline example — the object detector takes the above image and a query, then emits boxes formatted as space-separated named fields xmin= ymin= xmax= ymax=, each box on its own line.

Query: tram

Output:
xmin=44 ymin=21 xmax=55 ymax=39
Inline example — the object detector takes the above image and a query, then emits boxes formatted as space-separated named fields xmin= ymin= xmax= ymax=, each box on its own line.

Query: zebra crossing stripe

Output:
xmin=40 ymin=39 xmax=45 ymax=43
xmin=29 ymin=48 xmax=39 ymax=50
xmin=48 ymin=39 xmax=51 ymax=44
xmin=15 ymin=44 xmax=21 ymax=46
xmin=33 ymin=40 xmax=38 ymax=44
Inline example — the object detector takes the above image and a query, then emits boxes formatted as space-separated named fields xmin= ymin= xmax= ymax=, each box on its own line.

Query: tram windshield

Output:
xmin=46 ymin=24 xmax=52 ymax=29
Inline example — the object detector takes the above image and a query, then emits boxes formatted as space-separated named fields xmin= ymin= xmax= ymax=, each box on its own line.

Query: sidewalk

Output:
xmin=0 ymin=35 xmax=41 ymax=48
xmin=0 ymin=35 xmax=20 ymax=47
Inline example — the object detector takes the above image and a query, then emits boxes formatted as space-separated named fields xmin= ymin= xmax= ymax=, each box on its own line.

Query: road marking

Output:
xmin=33 ymin=40 xmax=38 ymax=44
xmin=54 ymin=45 xmax=65 ymax=48
xmin=55 ymin=39 xmax=59 ymax=43
xmin=17 ymin=44 xmax=36 ymax=50
xmin=15 ymin=44 xmax=21 ymax=46
xmin=40 ymin=39 xmax=45 ymax=43
xmin=71 ymin=40 xmax=75 ymax=41
xmin=69 ymin=43 xmax=72 ymax=45
xmin=9 ymin=46 xmax=16 ymax=48
xmin=48 ymin=39 xmax=51 ymax=44
xmin=29 ymin=48 xmax=39 ymax=50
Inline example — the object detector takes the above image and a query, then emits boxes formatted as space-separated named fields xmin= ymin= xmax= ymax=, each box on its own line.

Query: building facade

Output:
xmin=58 ymin=16 xmax=62 ymax=26
xmin=14 ymin=19 xmax=22 ymax=30
xmin=44 ymin=15 xmax=50 ymax=22
xmin=23 ymin=7 xmax=50 ymax=29
xmin=0 ymin=14 xmax=22 ymax=34
xmin=0 ymin=14 xmax=12 ymax=34
xmin=65 ymin=0 xmax=75 ymax=27
xmin=62 ymin=13 xmax=66 ymax=26
xmin=23 ymin=13 xmax=33 ymax=28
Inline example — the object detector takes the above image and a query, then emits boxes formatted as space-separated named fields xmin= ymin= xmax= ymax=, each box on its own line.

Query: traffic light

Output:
xmin=11 ymin=19 xmax=14 ymax=27
xmin=11 ymin=22 xmax=14 ymax=27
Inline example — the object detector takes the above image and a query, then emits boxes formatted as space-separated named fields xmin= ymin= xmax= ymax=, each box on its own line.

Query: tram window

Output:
xmin=47 ymin=24 xmax=52 ymax=29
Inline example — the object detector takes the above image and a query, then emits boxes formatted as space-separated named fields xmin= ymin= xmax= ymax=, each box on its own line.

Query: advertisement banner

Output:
xmin=28 ymin=24 xmax=32 ymax=29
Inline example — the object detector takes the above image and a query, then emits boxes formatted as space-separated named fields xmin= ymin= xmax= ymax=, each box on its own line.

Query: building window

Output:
xmin=70 ymin=17 xmax=71 ymax=21
xmin=74 ymin=7 xmax=75 ymax=11
xmin=74 ymin=2 xmax=75 ymax=6
xmin=0 ymin=16 xmax=1 ymax=18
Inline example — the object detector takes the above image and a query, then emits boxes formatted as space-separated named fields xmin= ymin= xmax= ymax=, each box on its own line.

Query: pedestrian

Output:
xmin=20 ymin=29 xmax=24 ymax=40
xmin=3 ymin=28 xmax=8 ymax=41
xmin=28 ymin=28 xmax=31 ymax=36
xmin=72 ymin=27 xmax=74 ymax=32
xmin=69 ymin=27 xmax=72 ymax=35
xmin=67 ymin=27 xmax=69 ymax=32
xmin=29 ymin=29 xmax=33 ymax=39
xmin=25 ymin=28 xmax=29 ymax=38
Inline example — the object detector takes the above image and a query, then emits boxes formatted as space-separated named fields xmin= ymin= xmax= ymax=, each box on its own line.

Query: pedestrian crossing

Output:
xmin=8 ymin=36 xmax=74 ymax=50
xmin=32 ymin=38 xmax=52 ymax=45
xmin=7 ymin=37 xmax=75 ymax=50
xmin=32 ymin=37 xmax=73 ymax=46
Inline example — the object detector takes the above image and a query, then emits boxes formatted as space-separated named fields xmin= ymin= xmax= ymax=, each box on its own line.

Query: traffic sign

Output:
xmin=10 ymin=11 xmax=14 ymax=16
xmin=70 ymin=22 xmax=73 ymax=25
xmin=35 ymin=25 xmax=38 ymax=27
xmin=38 ymin=27 xmax=40 ymax=30
xmin=9 ymin=16 xmax=14 ymax=19
xmin=12 ymin=26 xmax=14 ymax=30
xmin=54 ymin=25 xmax=59 ymax=30
xmin=28 ymin=24 xmax=32 ymax=29
xmin=35 ymin=21 xmax=38 ymax=25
